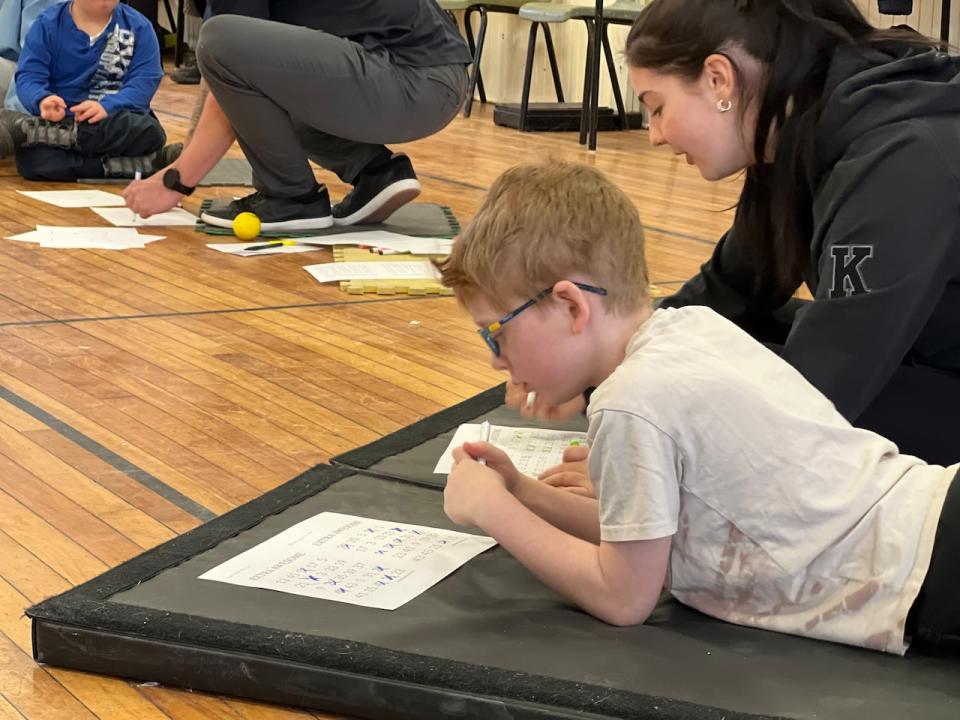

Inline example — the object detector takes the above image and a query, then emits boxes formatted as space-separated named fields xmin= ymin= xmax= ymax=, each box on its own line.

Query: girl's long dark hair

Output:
xmin=626 ymin=0 xmax=942 ymax=295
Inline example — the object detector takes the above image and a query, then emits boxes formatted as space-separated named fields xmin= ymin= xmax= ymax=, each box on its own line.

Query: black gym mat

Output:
xmin=27 ymin=388 xmax=960 ymax=720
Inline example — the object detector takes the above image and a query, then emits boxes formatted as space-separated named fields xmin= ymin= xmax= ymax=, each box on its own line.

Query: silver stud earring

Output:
xmin=717 ymin=98 xmax=733 ymax=112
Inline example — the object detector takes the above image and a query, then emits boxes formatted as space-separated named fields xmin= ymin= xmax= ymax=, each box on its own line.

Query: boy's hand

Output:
xmin=39 ymin=95 xmax=67 ymax=122
xmin=458 ymin=440 xmax=522 ymax=490
xmin=505 ymin=381 xmax=586 ymax=421
xmin=539 ymin=445 xmax=595 ymax=498
xmin=444 ymin=446 xmax=511 ymax=526
xmin=71 ymin=100 xmax=107 ymax=124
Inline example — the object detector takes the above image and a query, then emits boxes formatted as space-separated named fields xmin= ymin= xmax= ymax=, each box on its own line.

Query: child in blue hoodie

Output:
xmin=3 ymin=0 xmax=177 ymax=180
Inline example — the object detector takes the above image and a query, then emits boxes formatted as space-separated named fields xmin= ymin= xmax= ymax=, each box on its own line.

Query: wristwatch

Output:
xmin=162 ymin=168 xmax=196 ymax=196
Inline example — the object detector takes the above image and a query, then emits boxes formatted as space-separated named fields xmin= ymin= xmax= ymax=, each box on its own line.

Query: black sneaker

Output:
xmin=332 ymin=153 xmax=422 ymax=226
xmin=201 ymin=185 xmax=334 ymax=231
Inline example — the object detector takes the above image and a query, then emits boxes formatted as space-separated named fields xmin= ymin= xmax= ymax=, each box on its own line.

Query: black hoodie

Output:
xmin=661 ymin=46 xmax=960 ymax=423
xmin=208 ymin=0 xmax=472 ymax=67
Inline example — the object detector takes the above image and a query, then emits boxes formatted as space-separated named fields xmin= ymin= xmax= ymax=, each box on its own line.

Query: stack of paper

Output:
xmin=5 ymin=226 xmax=164 ymax=250
xmin=304 ymin=260 xmax=441 ymax=284
xmin=338 ymin=230 xmax=454 ymax=255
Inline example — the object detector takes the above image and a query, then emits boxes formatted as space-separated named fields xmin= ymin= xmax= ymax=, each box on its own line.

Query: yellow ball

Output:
xmin=232 ymin=212 xmax=261 ymax=240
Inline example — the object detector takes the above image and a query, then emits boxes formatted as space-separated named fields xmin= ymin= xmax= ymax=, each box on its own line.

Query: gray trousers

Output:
xmin=197 ymin=15 xmax=468 ymax=197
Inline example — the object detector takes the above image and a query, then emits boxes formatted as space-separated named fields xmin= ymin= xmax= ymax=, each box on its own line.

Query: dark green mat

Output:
xmin=197 ymin=157 xmax=254 ymax=186
xmin=196 ymin=198 xmax=460 ymax=239
xmin=78 ymin=157 xmax=257 ymax=187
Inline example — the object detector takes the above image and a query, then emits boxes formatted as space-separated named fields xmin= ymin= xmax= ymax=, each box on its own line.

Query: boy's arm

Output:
xmin=14 ymin=17 xmax=54 ymax=115
xmin=460 ymin=439 xmax=599 ymax=543
xmin=446 ymin=453 xmax=670 ymax=625
xmin=486 ymin=490 xmax=669 ymax=625
xmin=97 ymin=16 xmax=163 ymax=115
xmin=511 ymin=473 xmax=600 ymax=544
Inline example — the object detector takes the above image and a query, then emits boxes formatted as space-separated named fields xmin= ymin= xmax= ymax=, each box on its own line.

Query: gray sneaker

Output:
xmin=171 ymin=62 xmax=201 ymax=85
xmin=101 ymin=142 xmax=184 ymax=179
xmin=0 ymin=109 xmax=28 ymax=159
xmin=0 ymin=124 xmax=12 ymax=159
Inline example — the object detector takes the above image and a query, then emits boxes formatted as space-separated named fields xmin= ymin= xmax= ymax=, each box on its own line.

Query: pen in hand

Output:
xmin=477 ymin=420 xmax=491 ymax=466
xmin=132 ymin=170 xmax=142 ymax=222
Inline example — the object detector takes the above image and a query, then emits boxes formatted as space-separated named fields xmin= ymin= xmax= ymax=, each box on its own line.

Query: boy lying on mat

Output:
xmin=436 ymin=160 xmax=959 ymax=656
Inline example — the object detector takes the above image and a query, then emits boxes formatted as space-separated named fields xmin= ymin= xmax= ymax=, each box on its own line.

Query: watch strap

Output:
xmin=163 ymin=168 xmax=196 ymax=196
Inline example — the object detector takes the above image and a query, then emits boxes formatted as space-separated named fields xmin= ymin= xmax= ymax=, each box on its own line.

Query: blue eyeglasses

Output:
xmin=478 ymin=282 xmax=608 ymax=357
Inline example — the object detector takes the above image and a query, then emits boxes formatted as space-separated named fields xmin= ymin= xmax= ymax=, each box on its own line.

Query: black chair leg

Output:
xmin=588 ymin=7 xmax=604 ymax=149
xmin=161 ymin=0 xmax=176 ymax=31
xmin=463 ymin=7 xmax=487 ymax=117
xmin=473 ymin=8 xmax=489 ymax=104
xmin=519 ymin=22 xmax=540 ymax=133
xmin=168 ymin=0 xmax=183 ymax=66
xmin=541 ymin=25 xmax=565 ymax=103
xmin=602 ymin=23 xmax=628 ymax=129
xmin=579 ymin=20 xmax=595 ymax=145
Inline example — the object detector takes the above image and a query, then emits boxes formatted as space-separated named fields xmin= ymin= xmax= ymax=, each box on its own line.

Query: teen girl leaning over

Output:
xmin=512 ymin=0 xmax=960 ymax=465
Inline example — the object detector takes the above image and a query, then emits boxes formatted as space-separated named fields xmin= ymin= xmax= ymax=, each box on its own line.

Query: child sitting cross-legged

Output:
xmin=0 ymin=0 xmax=179 ymax=180
xmin=437 ymin=160 xmax=959 ymax=656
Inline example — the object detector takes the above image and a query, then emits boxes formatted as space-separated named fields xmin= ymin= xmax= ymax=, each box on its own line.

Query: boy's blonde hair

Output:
xmin=438 ymin=161 xmax=649 ymax=313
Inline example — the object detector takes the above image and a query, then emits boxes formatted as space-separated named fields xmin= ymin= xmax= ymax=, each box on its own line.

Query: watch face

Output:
xmin=163 ymin=169 xmax=178 ymax=190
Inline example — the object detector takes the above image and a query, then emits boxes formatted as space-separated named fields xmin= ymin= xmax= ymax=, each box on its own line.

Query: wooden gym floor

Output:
xmin=0 ymin=68 xmax=742 ymax=719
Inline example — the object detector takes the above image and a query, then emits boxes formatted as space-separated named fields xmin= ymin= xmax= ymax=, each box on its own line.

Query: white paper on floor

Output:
xmin=91 ymin=206 xmax=197 ymax=226
xmin=199 ymin=512 xmax=497 ymax=610
xmin=18 ymin=189 xmax=126 ymax=208
xmin=5 ymin=226 xmax=164 ymax=249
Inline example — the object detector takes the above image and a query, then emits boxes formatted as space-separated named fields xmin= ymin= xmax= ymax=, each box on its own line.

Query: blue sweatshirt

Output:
xmin=14 ymin=1 xmax=162 ymax=116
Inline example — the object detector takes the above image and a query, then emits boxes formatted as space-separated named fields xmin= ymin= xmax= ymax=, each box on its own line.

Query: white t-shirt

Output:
xmin=587 ymin=306 xmax=956 ymax=654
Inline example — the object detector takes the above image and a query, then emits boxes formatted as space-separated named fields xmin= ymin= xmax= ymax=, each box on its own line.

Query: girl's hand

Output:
xmin=539 ymin=445 xmax=595 ymax=498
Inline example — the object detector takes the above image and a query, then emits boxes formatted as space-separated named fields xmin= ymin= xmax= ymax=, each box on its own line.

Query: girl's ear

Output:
xmin=551 ymin=281 xmax=592 ymax=335
xmin=702 ymin=52 xmax=738 ymax=103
